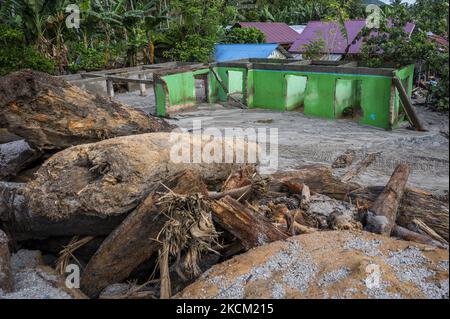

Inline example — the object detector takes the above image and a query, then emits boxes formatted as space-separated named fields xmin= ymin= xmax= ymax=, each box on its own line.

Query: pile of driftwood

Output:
xmin=1 ymin=70 xmax=448 ymax=299
xmin=0 ymin=70 xmax=174 ymax=181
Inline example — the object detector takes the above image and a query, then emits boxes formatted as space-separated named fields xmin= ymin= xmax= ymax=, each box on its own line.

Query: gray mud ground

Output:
xmin=116 ymin=90 xmax=449 ymax=195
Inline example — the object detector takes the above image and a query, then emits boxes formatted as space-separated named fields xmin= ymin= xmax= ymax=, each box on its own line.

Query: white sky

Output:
xmin=382 ymin=0 xmax=417 ymax=3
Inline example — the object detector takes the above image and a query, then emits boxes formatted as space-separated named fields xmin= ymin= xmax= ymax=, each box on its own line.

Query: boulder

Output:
xmin=0 ymin=249 xmax=87 ymax=299
xmin=0 ymin=140 xmax=40 ymax=179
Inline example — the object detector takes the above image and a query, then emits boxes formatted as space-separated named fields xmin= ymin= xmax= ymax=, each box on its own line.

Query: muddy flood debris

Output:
xmin=0 ymin=71 xmax=448 ymax=299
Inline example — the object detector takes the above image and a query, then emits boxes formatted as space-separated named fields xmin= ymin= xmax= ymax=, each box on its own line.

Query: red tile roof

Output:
xmin=236 ymin=22 xmax=301 ymax=45
xmin=429 ymin=34 xmax=449 ymax=48
xmin=290 ymin=20 xmax=416 ymax=54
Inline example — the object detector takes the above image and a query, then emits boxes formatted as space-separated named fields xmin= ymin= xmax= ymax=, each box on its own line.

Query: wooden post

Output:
xmin=209 ymin=66 xmax=246 ymax=109
xmin=210 ymin=196 xmax=288 ymax=250
xmin=392 ymin=76 xmax=426 ymax=131
xmin=106 ymin=79 xmax=115 ymax=98
xmin=366 ymin=164 xmax=411 ymax=236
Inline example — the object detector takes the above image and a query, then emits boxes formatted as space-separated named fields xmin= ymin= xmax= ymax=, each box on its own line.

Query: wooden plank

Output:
xmin=393 ymin=76 xmax=426 ymax=131
xmin=81 ymin=73 xmax=153 ymax=85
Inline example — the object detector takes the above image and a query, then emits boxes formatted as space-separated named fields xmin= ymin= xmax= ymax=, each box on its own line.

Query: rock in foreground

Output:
xmin=177 ymin=230 xmax=449 ymax=299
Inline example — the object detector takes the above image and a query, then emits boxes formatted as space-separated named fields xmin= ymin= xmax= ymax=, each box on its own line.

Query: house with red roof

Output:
xmin=233 ymin=22 xmax=302 ymax=49
xmin=289 ymin=19 xmax=416 ymax=60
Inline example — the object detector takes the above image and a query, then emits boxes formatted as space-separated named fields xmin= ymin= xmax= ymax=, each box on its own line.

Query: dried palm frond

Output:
xmin=56 ymin=235 xmax=94 ymax=275
xmin=155 ymin=191 xmax=221 ymax=298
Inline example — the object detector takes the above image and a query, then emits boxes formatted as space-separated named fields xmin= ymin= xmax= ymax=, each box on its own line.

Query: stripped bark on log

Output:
xmin=210 ymin=196 xmax=288 ymax=250
xmin=365 ymin=164 xmax=411 ymax=236
xmin=348 ymin=186 xmax=449 ymax=241
xmin=269 ymin=165 xmax=360 ymax=200
xmin=80 ymin=170 xmax=209 ymax=298
xmin=208 ymin=185 xmax=252 ymax=200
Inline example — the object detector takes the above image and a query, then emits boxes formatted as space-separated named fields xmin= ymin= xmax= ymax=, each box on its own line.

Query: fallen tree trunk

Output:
xmin=365 ymin=164 xmax=411 ymax=236
xmin=269 ymin=164 xmax=360 ymax=200
xmin=348 ymin=186 xmax=449 ymax=241
xmin=392 ymin=225 xmax=446 ymax=248
xmin=0 ymin=229 xmax=14 ymax=293
xmin=0 ymin=70 xmax=174 ymax=151
xmin=0 ymin=140 xmax=41 ymax=179
xmin=80 ymin=192 xmax=163 ymax=298
xmin=0 ymin=182 xmax=127 ymax=241
xmin=80 ymin=170 xmax=210 ymax=298
xmin=408 ymin=218 xmax=448 ymax=245
xmin=22 ymin=133 xmax=251 ymax=223
xmin=210 ymin=196 xmax=288 ymax=250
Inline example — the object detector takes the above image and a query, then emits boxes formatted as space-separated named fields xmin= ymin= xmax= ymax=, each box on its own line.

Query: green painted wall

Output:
xmin=155 ymin=64 xmax=414 ymax=130
xmin=164 ymin=72 xmax=196 ymax=107
xmin=156 ymin=68 xmax=210 ymax=116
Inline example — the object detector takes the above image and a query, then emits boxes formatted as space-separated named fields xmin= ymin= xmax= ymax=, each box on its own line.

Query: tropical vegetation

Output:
xmin=0 ymin=0 xmax=448 ymax=109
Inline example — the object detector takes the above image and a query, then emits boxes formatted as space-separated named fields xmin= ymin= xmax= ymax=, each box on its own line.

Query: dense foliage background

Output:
xmin=0 ymin=0 xmax=448 ymax=109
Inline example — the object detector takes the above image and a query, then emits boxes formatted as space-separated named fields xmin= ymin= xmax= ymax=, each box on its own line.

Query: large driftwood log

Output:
xmin=210 ymin=196 xmax=288 ymax=250
xmin=365 ymin=164 xmax=411 ymax=236
xmin=269 ymin=164 xmax=360 ymax=200
xmin=392 ymin=225 xmax=446 ymax=248
xmin=0 ymin=182 xmax=126 ymax=241
xmin=0 ymin=229 xmax=14 ymax=292
xmin=80 ymin=192 xmax=163 ymax=298
xmin=0 ymin=70 xmax=174 ymax=151
xmin=80 ymin=170 xmax=209 ymax=298
xmin=348 ymin=186 xmax=449 ymax=241
xmin=23 ymin=133 xmax=250 ymax=222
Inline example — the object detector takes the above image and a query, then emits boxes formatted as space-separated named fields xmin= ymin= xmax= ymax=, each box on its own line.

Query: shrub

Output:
xmin=302 ymin=38 xmax=326 ymax=60
xmin=68 ymin=46 xmax=107 ymax=73
xmin=0 ymin=25 xmax=55 ymax=75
